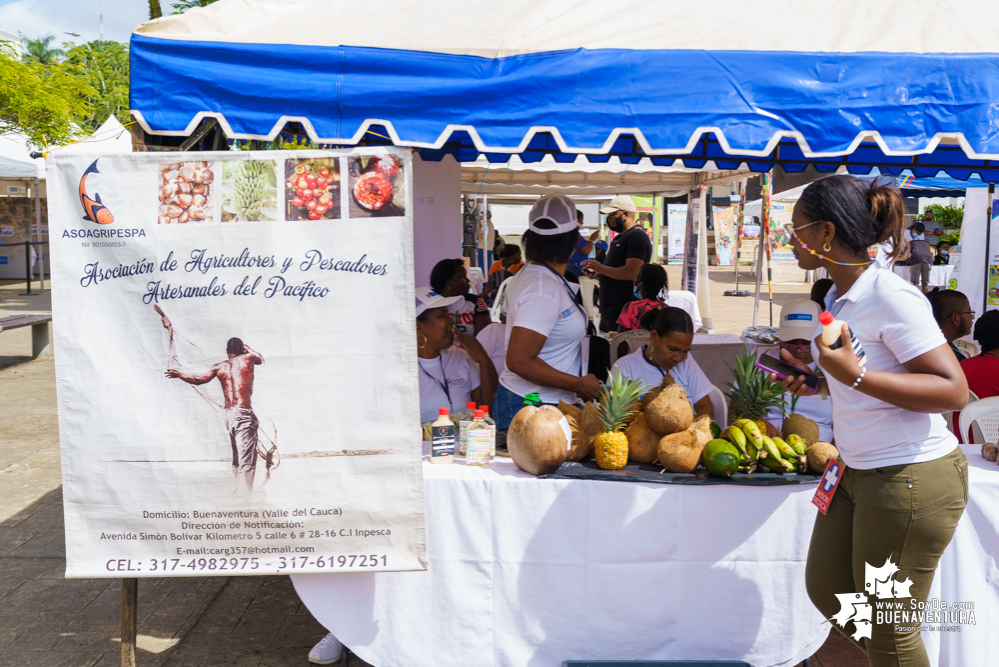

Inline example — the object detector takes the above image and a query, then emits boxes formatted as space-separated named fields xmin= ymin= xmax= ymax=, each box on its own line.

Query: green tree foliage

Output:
xmin=64 ymin=41 xmax=130 ymax=133
xmin=20 ymin=35 xmax=65 ymax=65
xmin=171 ymin=0 xmax=219 ymax=13
xmin=923 ymin=203 xmax=964 ymax=229
xmin=149 ymin=0 xmax=164 ymax=19
xmin=0 ymin=41 xmax=94 ymax=147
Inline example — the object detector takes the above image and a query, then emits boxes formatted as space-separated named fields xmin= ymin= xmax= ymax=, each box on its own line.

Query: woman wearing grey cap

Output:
xmin=494 ymin=195 xmax=602 ymax=430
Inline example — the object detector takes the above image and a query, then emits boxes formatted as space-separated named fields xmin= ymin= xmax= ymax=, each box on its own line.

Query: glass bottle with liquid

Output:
xmin=818 ymin=311 xmax=867 ymax=367
xmin=430 ymin=408 xmax=455 ymax=464
xmin=458 ymin=401 xmax=477 ymax=456
xmin=465 ymin=409 xmax=493 ymax=466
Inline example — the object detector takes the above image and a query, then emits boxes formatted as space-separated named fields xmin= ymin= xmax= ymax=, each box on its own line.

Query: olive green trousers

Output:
xmin=805 ymin=447 xmax=968 ymax=667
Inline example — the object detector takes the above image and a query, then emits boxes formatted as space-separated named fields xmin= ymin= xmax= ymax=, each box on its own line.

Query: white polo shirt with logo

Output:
xmin=418 ymin=347 xmax=480 ymax=423
xmin=818 ymin=266 xmax=956 ymax=469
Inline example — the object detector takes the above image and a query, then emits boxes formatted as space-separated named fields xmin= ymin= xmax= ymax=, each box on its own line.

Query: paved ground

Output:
xmin=0 ymin=275 xmax=867 ymax=667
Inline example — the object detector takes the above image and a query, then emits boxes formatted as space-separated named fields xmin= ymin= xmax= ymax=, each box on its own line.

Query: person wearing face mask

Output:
xmin=763 ymin=299 xmax=834 ymax=443
xmin=933 ymin=241 xmax=951 ymax=265
xmin=611 ymin=307 xmax=714 ymax=419
xmin=429 ymin=258 xmax=491 ymax=336
xmin=581 ymin=195 xmax=652 ymax=332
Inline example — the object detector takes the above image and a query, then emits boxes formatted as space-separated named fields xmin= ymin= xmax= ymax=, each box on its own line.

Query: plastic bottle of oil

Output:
xmin=465 ymin=409 xmax=492 ymax=466
xmin=458 ymin=401 xmax=477 ymax=456
xmin=480 ymin=405 xmax=497 ymax=458
xmin=430 ymin=408 xmax=455 ymax=464
xmin=818 ymin=311 xmax=867 ymax=367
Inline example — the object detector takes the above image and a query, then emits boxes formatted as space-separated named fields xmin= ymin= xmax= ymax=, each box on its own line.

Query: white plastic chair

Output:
xmin=959 ymin=395 xmax=999 ymax=444
xmin=578 ymin=277 xmax=600 ymax=322
xmin=954 ymin=339 xmax=980 ymax=359
xmin=707 ymin=385 xmax=728 ymax=428
xmin=609 ymin=330 xmax=650 ymax=365
xmin=489 ymin=276 xmax=513 ymax=322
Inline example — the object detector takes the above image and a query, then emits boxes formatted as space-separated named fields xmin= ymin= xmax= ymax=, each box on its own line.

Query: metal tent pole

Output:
xmin=725 ymin=179 xmax=750 ymax=297
xmin=985 ymin=183 xmax=996 ymax=315
xmin=34 ymin=177 xmax=44 ymax=291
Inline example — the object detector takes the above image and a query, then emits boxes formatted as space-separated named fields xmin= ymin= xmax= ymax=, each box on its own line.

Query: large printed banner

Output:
xmin=666 ymin=205 xmax=686 ymax=265
xmin=49 ymin=148 xmax=426 ymax=578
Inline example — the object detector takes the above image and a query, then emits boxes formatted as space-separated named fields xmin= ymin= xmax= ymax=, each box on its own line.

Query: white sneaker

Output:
xmin=308 ymin=632 xmax=344 ymax=665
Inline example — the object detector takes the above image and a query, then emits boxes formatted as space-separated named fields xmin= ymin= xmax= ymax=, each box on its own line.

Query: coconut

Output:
xmin=579 ymin=401 xmax=602 ymax=458
xmin=687 ymin=414 xmax=713 ymax=450
xmin=625 ymin=413 xmax=663 ymax=464
xmin=645 ymin=384 xmax=693 ymax=435
xmin=641 ymin=375 xmax=674 ymax=411
xmin=558 ymin=401 xmax=590 ymax=462
xmin=507 ymin=405 xmax=570 ymax=476
xmin=806 ymin=442 xmax=840 ymax=474
xmin=783 ymin=413 xmax=820 ymax=447
xmin=657 ymin=431 xmax=701 ymax=473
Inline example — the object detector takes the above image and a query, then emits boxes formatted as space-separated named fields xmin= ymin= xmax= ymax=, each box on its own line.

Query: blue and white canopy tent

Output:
xmin=129 ymin=0 xmax=999 ymax=316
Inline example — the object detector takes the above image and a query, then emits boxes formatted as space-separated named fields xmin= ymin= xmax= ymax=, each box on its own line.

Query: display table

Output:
xmin=293 ymin=450 xmax=828 ymax=667
xmin=295 ymin=445 xmax=999 ymax=667
xmin=893 ymin=264 xmax=955 ymax=288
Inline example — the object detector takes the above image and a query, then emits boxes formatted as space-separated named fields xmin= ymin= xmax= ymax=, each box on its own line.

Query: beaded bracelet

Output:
xmin=849 ymin=366 xmax=867 ymax=390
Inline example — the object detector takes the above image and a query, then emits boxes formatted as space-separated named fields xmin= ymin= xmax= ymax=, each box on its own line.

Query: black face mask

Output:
xmin=607 ymin=213 xmax=624 ymax=229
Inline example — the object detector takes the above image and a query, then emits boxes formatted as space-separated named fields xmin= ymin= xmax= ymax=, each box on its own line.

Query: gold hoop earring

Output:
xmin=417 ymin=333 xmax=428 ymax=349
xmin=822 ymin=242 xmax=832 ymax=253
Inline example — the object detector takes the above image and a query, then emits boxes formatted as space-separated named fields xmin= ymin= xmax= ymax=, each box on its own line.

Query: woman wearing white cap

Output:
xmin=414 ymin=286 xmax=497 ymax=424
xmin=766 ymin=299 xmax=834 ymax=443
xmin=494 ymin=195 xmax=603 ymax=430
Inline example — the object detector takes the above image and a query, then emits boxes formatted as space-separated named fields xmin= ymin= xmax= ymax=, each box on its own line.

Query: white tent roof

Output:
xmin=135 ymin=0 xmax=996 ymax=58
xmin=461 ymin=155 xmax=749 ymax=197
xmin=0 ymin=155 xmax=37 ymax=179
xmin=56 ymin=116 xmax=133 ymax=156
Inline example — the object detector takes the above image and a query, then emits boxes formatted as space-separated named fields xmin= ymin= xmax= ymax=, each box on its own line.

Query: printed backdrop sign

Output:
xmin=49 ymin=148 xmax=426 ymax=578
xmin=666 ymin=205 xmax=687 ymax=265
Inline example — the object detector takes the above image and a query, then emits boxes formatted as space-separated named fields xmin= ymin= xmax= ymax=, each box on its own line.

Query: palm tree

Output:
xmin=21 ymin=35 xmax=64 ymax=65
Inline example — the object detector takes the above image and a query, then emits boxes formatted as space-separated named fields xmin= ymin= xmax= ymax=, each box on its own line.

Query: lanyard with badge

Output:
xmin=420 ymin=360 xmax=452 ymax=411
xmin=537 ymin=261 xmax=590 ymax=377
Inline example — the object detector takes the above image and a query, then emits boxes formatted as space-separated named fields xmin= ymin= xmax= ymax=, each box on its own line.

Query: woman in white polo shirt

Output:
xmin=494 ymin=195 xmax=602 ymax=430
xmin=414 ymin=286 xmax=497 ymax=424
xmin=612 ymin=307 xmax=714 ymax=419
xmin=778 ymin=175 xmax=968 ymax=666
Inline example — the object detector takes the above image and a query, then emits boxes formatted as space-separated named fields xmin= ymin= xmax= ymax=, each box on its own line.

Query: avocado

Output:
xmin=701 ymin=439 xmax=742 ymax=477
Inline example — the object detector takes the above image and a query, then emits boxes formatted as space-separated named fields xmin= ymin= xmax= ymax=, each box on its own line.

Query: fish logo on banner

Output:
xmin=79 ymin=159 xmax=115 ymax=225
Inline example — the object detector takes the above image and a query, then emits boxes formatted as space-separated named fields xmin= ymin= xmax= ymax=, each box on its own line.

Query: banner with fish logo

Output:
xmin=48 ymin=148 xmax=426 ymax=578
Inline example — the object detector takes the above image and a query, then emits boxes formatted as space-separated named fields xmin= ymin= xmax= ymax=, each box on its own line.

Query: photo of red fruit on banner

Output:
xmin=285 ymin=158 xmax=342 ymax=221
xmin=347 ymin=154 xmax=406 ymax=218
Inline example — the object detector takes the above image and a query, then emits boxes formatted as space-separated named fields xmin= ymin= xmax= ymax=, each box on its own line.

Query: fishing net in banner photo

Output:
xmin=153 ymin=305 xmax=281 ymax=482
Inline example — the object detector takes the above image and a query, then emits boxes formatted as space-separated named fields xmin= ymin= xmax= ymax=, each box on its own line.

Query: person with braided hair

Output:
xmin=616 ymin=263 xmax=702 ymax=331
xmin=775 ymin=174 xmax=968 ymax=667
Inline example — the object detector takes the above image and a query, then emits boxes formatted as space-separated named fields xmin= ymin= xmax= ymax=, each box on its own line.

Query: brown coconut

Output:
xmin=507 ymin=405 xmax=569 ymax=476
xmin=687 ymin=414 xmax=713 ymax=450
xmin=782 ymin=413 xmax=820 ymax=447
xmin=641 ymin=374 xmax=675 ymax=411
xmin=558 ymin=401 xmax=590 ymax=462
xmin=657 ymin=431 xmax=701 ymax=473
xmin=625 ymin=412 xmax=663 ymax=464
xmin=806 ymin=442 xmax=840 ymax=474
xmin=579 ymin=401 xmax=602 ymax=458
xmin=645 ymin=384 xmax=694 ymax=435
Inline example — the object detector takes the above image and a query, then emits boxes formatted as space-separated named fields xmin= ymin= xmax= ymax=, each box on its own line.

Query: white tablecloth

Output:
xmin=294 ymin=450 xmax=828 ymax=667
xmin=893 ymin=264 xmax=955 ymax=288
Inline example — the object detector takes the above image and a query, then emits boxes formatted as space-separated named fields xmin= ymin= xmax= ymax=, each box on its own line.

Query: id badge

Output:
xmin=812 ymin=459 xmax=843 ymax=515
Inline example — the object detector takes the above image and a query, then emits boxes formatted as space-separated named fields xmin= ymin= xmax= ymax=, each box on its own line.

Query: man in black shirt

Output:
xmin=582 ymin=195 xmax=653 ymax=332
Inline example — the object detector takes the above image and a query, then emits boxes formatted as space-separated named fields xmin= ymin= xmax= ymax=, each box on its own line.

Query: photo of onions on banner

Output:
xmin=285 ymin=158 xmax=342 ymax=221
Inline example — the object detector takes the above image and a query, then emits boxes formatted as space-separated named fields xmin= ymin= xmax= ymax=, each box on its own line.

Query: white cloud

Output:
xmin=0 ymin=0 xmax=150 ymax=45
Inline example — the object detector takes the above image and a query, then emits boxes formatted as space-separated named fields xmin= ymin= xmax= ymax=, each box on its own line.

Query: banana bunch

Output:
xmin=231 ymin=160 xmax=270 ymax=221
xmin=718 ymin=419 xmax=808 ymax=474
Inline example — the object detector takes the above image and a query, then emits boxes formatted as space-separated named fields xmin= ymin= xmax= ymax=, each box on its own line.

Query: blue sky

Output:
xmin=0 ymin=0 xmax=159 ymax=45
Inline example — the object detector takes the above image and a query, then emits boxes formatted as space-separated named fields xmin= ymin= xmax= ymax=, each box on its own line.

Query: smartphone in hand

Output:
xmin=755 ymin=352 xmax=820 ymax=392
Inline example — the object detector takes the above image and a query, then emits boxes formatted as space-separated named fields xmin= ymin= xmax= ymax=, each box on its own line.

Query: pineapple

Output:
xmin=724 ymin=347 xmax=788 ymax=430
xmin=593 ymin=371 xmax=648 ymax=470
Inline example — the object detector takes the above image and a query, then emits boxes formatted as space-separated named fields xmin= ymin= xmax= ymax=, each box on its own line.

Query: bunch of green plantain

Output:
xmin=231 ymin=160 xmax=271 ymax=221
xmin=718 ymin=419 xmax=809 ymax=474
